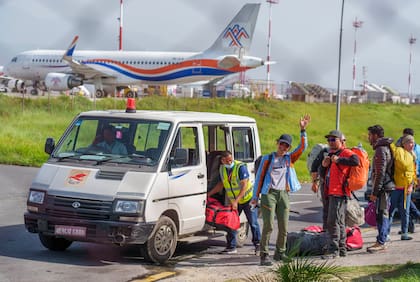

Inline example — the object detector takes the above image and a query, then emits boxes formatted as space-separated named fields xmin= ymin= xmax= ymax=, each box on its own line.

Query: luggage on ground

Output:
xmin=346 ymin=198 xmax=365 ymax=227
xmin=286 ymin=230 xmax=328 ymax=256
xmin=346 ymin=226 xmax=363 ymax=250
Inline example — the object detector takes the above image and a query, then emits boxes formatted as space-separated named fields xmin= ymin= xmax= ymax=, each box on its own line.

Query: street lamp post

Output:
xmin=335 ymin=0 xmax=345 ymax=130
xmin=352 ymin=17 xmax=363 ymax=91
xmin=266 ymin=0 xmax=278 ymax=98
xmin=408 ymin=34 xmax=416 ymax=103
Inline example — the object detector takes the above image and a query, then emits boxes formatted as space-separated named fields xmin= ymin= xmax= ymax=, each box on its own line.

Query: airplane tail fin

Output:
xmin=204 ymin=3 xmax=260 ymax=56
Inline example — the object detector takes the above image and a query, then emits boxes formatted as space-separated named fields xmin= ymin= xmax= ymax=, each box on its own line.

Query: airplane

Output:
xmin=4 ymin=3 xmax=265 ymax=98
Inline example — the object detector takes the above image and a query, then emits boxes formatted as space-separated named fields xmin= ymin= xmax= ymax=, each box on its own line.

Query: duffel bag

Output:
xmin=206 ymin=197 xmax=240 ymax=231
xmin=346 ymin=226 xmax=363 ymax=250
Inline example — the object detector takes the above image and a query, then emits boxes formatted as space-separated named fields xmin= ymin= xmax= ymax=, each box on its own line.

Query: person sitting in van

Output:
xmin=92 ymin=125 xmax=127 ymax=155
xmin=207 ymin=150 xmax=261 ymax=255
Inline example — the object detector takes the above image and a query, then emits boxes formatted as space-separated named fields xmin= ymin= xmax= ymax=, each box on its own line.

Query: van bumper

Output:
xmin=24 ymin=212 xmax=155 ymax=245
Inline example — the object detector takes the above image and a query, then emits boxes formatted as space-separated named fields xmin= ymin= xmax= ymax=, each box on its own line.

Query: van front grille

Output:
xmin=46 ymin=195 xmax=113 ymax=220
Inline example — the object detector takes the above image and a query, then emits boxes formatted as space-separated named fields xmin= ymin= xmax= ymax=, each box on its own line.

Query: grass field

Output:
xmin=1 ymin=94 xmax=419 ymax=181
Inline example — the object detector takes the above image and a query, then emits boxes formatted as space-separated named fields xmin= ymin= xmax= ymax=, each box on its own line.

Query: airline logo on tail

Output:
xmin=223 ymin=24 xmax=250 ymax=47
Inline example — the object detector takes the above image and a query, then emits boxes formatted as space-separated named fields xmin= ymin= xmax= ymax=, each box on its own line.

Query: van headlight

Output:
xmin=28 ymin=190 xmax=45 ymax=204
xmin=114 ymin=199 xmax=145 ymax=214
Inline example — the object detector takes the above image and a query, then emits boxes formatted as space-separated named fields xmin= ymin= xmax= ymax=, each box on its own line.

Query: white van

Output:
xmin=24 ymin=104 xmax=261 ymax=263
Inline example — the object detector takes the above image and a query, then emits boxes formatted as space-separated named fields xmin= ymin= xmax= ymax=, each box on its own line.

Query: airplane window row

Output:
xmin=30 ymin=58 xmax=187 ymax=66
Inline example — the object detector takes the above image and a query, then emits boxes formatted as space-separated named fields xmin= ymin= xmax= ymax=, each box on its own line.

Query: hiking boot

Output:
xmin=367 ymin=242 xmax=386 ymax=253
xmin=221 ymin=248 xmax=237 ymax=254
xmin=339 ymin=251 xmax=347 ymax=257
xmin=401 ymin=235 xmax=413 ymax=241
xmin=260 ymin=253 xmax=273 ymax=266
xmin=254 ymin=244 xmax=260 ymax=256
xmin=273 ymin=252 xmax=290 ymax=262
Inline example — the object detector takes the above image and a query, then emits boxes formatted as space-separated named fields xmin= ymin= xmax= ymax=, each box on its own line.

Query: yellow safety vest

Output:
xmin=220 ymin=160 xmax=253 ymax=204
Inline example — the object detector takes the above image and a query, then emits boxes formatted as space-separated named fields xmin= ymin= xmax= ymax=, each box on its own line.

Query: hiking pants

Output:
xmin=260 ymin=189 xmax=289 ymax=255
xmin=326 ymin=196 xmax=347 ymax=254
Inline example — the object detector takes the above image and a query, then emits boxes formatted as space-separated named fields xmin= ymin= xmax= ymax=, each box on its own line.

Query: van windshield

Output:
xmin=52 ymin=117 xmax=171 ymax=167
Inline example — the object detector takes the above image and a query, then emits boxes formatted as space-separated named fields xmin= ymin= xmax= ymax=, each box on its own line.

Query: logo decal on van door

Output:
xmin=66 ymin=169 xmax=90 ymax=186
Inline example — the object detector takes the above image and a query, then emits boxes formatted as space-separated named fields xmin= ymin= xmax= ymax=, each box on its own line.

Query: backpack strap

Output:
xmin=256 ymin=154 xmax=273 ymax=197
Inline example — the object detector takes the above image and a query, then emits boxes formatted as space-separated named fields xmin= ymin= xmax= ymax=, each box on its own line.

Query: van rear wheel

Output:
xmin=38 ymin=233 xmax=73 ymax=251
xmin=141 ymin=216 xmax=178 ymax=264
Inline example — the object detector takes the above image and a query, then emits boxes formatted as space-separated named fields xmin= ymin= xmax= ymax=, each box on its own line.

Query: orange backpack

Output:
xmin=347 ymin=146 xmax=370 ymax=191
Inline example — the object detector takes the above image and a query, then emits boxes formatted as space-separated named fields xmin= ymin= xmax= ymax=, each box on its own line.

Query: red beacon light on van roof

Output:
xmin=126 ymin=98 xmax=136 ymax=113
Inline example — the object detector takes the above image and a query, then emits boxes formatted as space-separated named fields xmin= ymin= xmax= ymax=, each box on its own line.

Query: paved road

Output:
xmin=0 ymin=165 xmax=419 ymax=282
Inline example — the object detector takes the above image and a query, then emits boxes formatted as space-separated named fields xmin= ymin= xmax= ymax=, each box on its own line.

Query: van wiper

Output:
xmin=95 ymin=156 xmax=126 ymax=165
xmin=56 ymin=153 xmax=81 ymax=161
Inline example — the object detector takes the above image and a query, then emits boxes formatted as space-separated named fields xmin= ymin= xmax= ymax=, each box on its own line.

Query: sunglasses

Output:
xmin=327 ymin=138 xmax=337 ymax=142
xmin=278 ymin=142 xmax=290 ymax=147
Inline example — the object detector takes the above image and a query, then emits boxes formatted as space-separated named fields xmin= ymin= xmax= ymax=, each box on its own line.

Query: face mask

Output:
xmin=224 ymin=163 xmax=234 ymax=169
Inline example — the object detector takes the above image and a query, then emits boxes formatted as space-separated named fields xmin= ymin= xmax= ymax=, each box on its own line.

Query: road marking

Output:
xmin=131 ymin=271 xmax=176 ymax=282
xmin=290 ymin=200 xmax=312 ymax=205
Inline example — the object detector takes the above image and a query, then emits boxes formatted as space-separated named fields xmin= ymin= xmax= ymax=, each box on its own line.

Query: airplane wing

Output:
xmin=62 ymin=36 xmax=113 ymax=79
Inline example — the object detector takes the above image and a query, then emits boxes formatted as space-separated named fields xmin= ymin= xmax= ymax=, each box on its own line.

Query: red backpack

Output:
xmin=346 ymin=146 xmax=370 ymax=191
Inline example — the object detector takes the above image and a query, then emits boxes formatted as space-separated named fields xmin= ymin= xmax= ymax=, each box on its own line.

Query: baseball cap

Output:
xmin=277 ymin=134 xmax=292 ymax=146
xmin=325 ymin=130 xmax=343 ymax=139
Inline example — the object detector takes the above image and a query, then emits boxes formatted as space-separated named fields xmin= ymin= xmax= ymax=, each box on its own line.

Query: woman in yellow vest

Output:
xmin=208 ymin=150 xmax=261 ymax=254
xmin=389 ymin=134 xmax=418 ymax=240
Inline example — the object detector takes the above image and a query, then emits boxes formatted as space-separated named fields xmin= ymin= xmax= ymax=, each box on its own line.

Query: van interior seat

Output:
xmin=206 ymin=150 xmax=223 ymax=189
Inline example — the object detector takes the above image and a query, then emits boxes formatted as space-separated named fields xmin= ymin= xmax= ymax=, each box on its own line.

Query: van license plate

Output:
xmin=55 ymin=225 xmax=86 ymax=237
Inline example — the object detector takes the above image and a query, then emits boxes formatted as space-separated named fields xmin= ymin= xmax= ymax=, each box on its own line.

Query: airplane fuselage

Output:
xmin=4 ymin=4 xmax=263 ymax=92
xmin=5 ymin=49 xmax=255 ymax=86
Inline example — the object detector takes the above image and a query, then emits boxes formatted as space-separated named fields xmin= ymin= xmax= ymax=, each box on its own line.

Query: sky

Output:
xmin=1 ymin=0 xmax=420 ymax=94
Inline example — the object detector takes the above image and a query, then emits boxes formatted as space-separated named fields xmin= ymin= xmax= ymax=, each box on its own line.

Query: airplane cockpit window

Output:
xmin=11 ymin=57 xmax=17 ymax=62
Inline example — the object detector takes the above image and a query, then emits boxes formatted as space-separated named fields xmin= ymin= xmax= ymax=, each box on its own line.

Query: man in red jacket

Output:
xmin=321 ymin=130 xmax=359 ymax=259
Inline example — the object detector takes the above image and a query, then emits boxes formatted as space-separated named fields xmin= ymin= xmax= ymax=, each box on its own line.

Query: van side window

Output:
xmin=134 ymin=121 xmax=170 ymax=162
xmin=232 ymin=127 xmax=255 ymax=162
xmin=203 ymin=125 xmax=227 ymax=152
xmin=170 ymin=126 xmax=199 ymax=167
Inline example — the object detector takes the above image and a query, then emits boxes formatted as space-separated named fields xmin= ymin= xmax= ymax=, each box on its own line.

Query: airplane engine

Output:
xmin=7 ymin=79 xmax=25 ymax=91
xmin=240 ymin=56 xmax=264 ymax=68
xmin=45 ymin=73 xmax=83 ymax=91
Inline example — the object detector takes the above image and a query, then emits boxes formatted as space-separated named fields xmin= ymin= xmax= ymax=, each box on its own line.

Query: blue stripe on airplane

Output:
xmin=85 ymin=62 xmax=233 ymax=81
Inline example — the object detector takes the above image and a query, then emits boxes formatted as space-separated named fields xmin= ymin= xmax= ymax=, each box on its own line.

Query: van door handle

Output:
xmin=197 ymin=173 xmax=205 ymax=179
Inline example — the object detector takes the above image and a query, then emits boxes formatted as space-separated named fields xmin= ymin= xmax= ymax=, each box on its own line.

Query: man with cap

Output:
xmin=252 ymin=114 xmax=311 ymax=266
xmin=321 ymin=129 xmax=359 ymax=259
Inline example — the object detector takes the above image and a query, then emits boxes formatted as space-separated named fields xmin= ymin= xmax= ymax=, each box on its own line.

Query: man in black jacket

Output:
xmin=367 ymin=125 xmax=394 ymax=253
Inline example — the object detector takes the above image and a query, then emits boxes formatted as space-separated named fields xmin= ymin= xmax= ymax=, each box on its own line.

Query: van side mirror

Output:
xmin=44 ymin=138 xmax=55 ymax=155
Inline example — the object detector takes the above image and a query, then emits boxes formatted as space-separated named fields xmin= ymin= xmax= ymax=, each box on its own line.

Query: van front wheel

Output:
xmin=38 ymin=233 xmax=72 ymax=251
xmin=236 ymin=222 xmax=249 ymax=247
xmin=142 ymin=216 xmax=178 ymax=264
